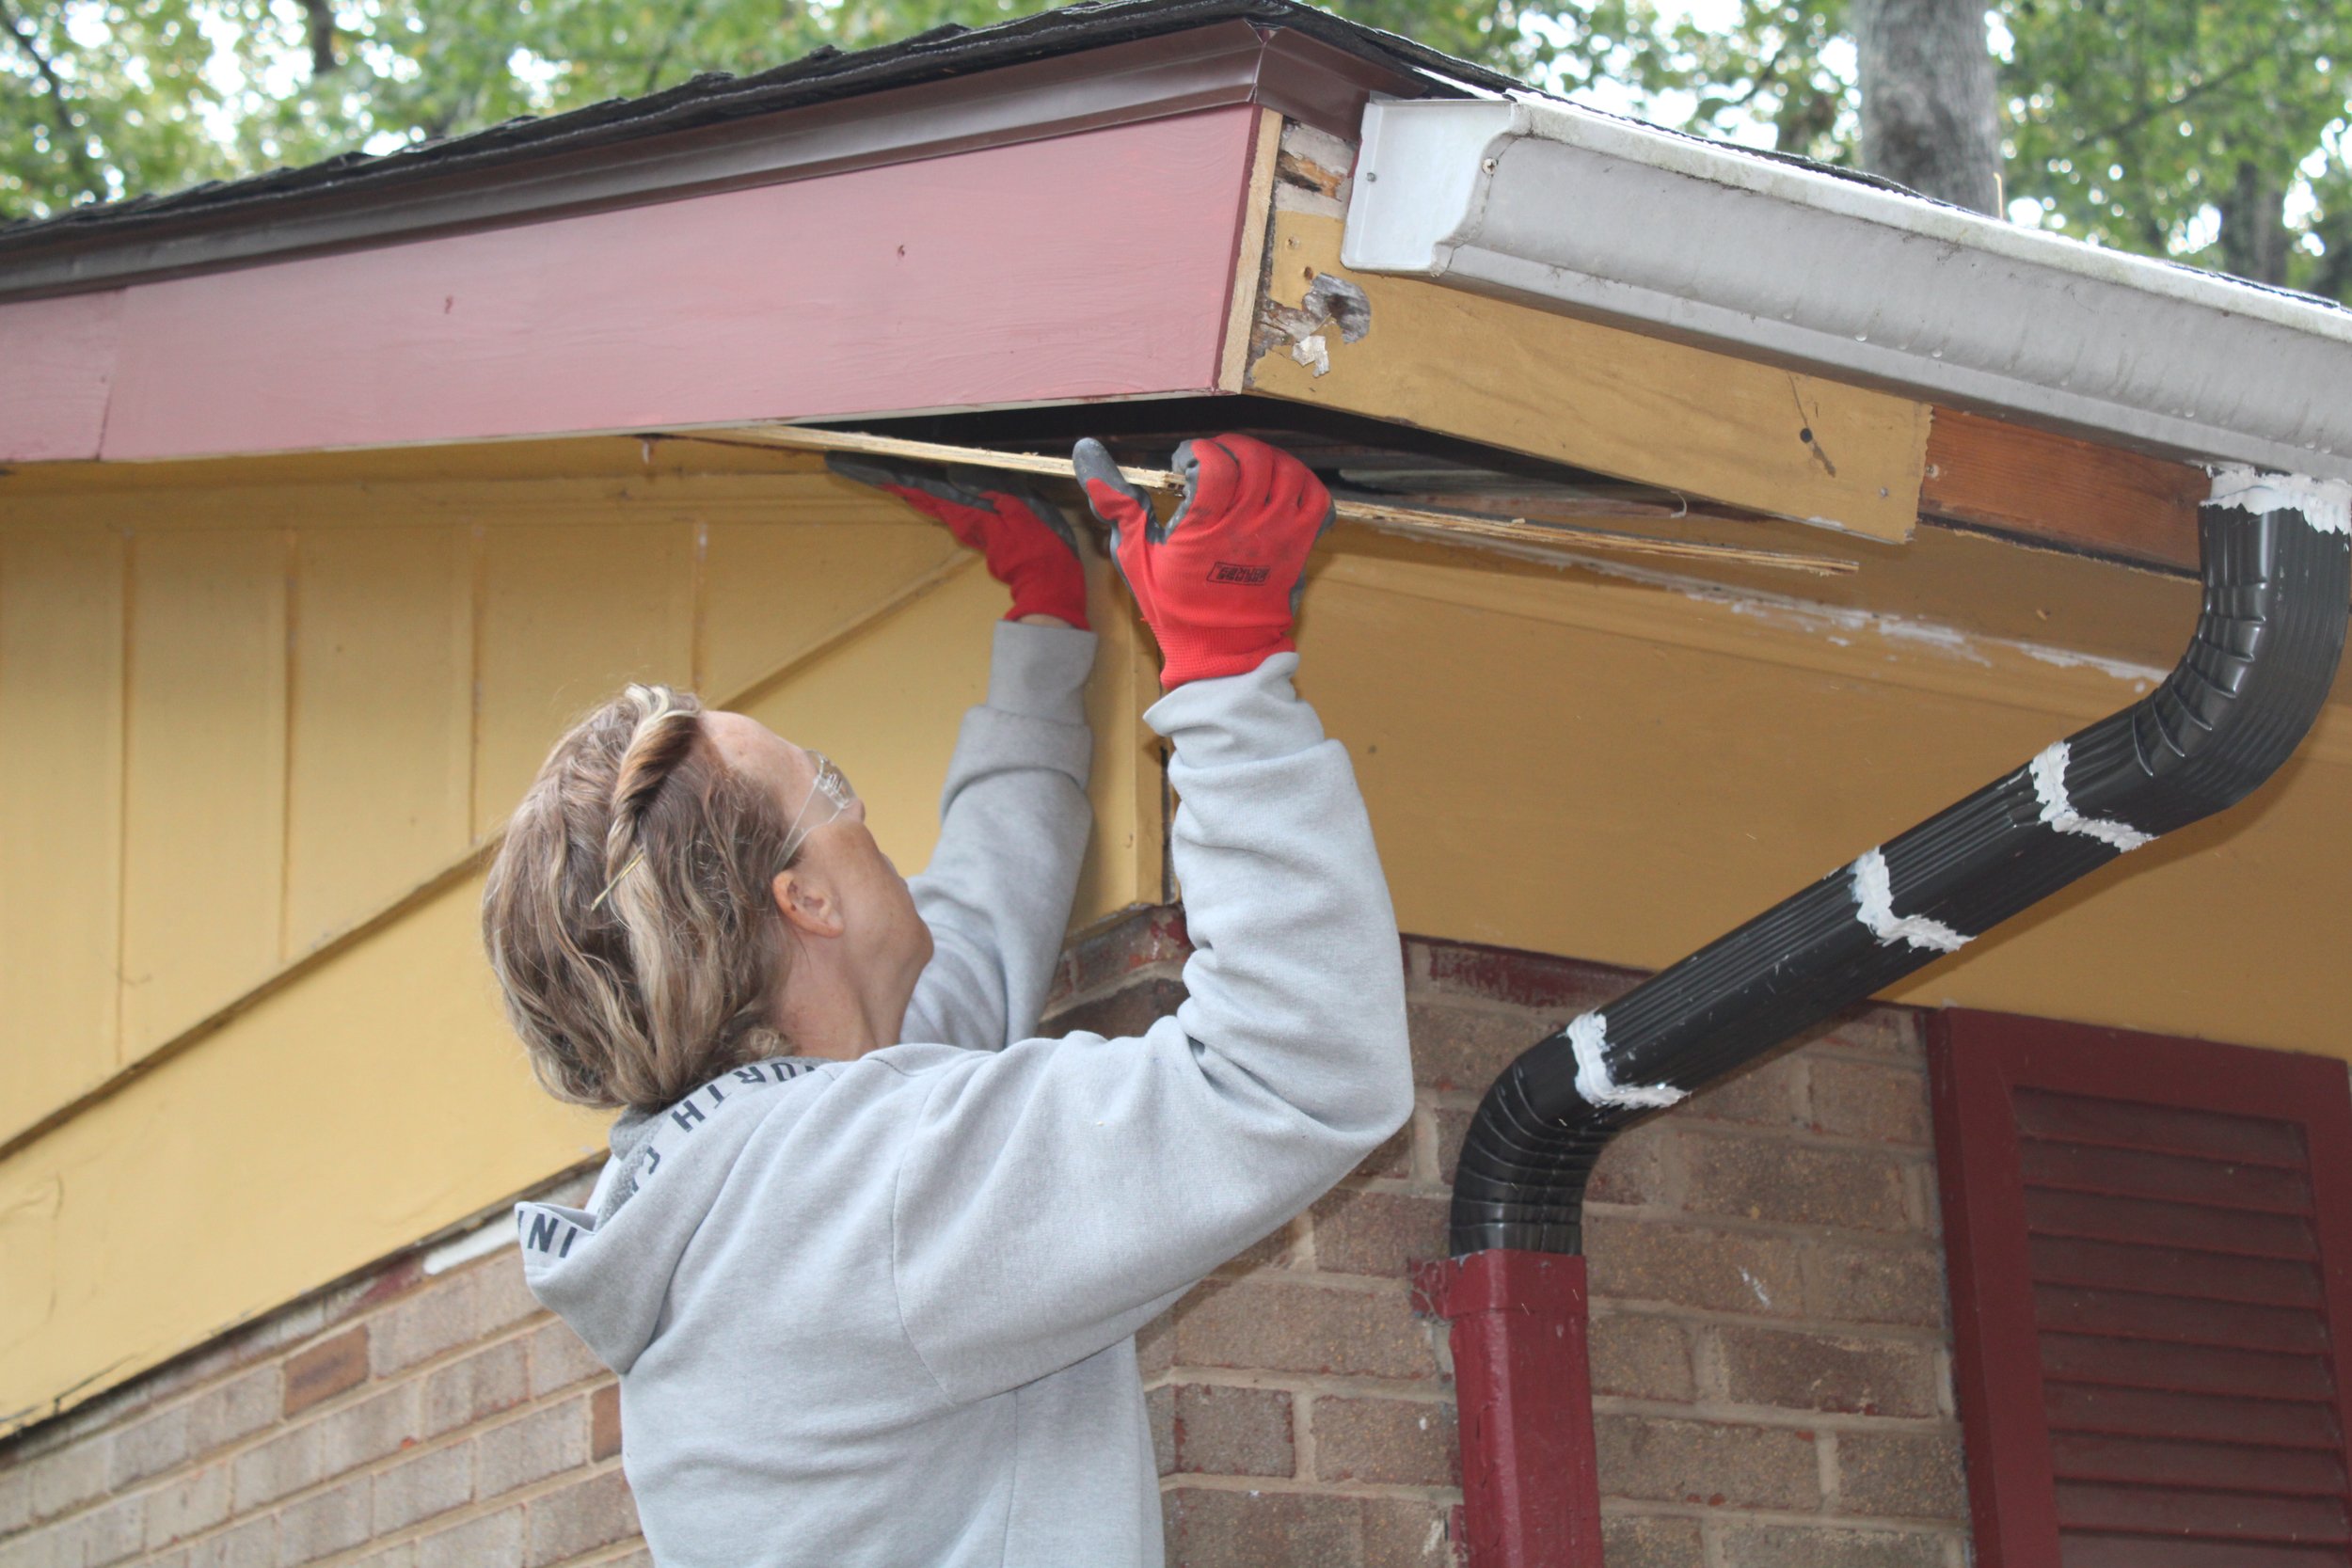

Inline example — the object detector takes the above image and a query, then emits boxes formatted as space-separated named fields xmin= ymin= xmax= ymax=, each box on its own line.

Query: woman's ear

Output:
xmin=771 ymin=868 xmax=845 ymax=940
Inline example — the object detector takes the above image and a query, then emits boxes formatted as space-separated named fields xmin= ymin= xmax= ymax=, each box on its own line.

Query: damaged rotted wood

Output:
xmin=1249 ymin=121 xmax=1363 ymax=377
xmin=1276 ymin=145 xmax=1346 ymax=201
xmin=1252 ymin=273 xmax=1372 ymax=377
xmin=1273 ymin=119 xmax=1354 ymax=212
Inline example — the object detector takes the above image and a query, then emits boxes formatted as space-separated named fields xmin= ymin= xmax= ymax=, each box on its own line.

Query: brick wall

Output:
xmin=0 ymin=1182 xmax=637 ymax=1568
xmin=0 ymin=910 xmax=1968 ymax=1568
xmin=1061 ymin=925 xmax=1973 ymax=1568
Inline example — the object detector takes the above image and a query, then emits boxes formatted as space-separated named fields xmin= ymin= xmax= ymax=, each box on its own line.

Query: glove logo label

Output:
xmin=1207 ymin=561 xmax=1272 ymax=585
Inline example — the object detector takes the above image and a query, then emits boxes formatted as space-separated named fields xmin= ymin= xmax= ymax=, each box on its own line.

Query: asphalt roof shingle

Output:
xmin=0 ymin=0 xmax=1517 ymax=257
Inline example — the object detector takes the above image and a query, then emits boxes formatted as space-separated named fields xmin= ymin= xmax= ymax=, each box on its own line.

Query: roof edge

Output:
xmin=1343 ymin=94 xmax=2352 ymax=483
xmin=0 ymin=0 xmax=1493 ymax=304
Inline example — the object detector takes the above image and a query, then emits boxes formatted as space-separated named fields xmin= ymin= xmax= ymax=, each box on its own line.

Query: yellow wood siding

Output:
xmin=6 ymin=436 xmax=2349 ymax=1434
xmin=0 ymin=453 xmax=1154 ymax=1148
xmin=474 ymin=520 xmax=700 ymax=836
xmin=0 ymin=526 xmax=124 ymax=1130
xmin=1299 ymin=542 xmax=2352 ymax=1044
xmin=287 ymin=525 xmax=474 ymax=953
xmin=120 ymin=527 xmax=290 ymax=1060
xmin=0 ymin=870 xmax=597 ymax=1415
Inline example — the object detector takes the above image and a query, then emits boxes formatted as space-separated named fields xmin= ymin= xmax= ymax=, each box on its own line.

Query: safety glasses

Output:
xmin=781 ymin=751 xmax=856 ymax=863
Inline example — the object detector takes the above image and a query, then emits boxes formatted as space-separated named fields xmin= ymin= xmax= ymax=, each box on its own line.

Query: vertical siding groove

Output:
xmin=112 ymin=527 xmax=136 ymax=1069
xmin=467 ymin=521 xmax=487 ymax=845
xmin=278 ymin=526 xmax=300 ymax=962
xmin=691 ymin=518 xmax=710 ymax=698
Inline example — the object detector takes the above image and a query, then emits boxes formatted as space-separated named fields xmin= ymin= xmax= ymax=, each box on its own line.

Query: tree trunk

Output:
xmin=1852 ymin=0 xmax=2004 ymax=215
xmin=302 ymin=0 xmax=340 ymax=76
xmin=2217 ymin=159 xmax=2291 ymax=286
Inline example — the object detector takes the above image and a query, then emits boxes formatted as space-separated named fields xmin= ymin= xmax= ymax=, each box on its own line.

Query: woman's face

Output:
xmin=701 ymin=711 xmax=934 ymax=1023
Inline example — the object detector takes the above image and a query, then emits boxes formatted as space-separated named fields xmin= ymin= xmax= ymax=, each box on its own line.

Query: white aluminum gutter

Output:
xmin=1342 ymin=95 xmax=2352 ymax=484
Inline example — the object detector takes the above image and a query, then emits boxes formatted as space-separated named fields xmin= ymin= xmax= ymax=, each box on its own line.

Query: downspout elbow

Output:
xmin=1448 ymin=484 xmax=2351 ymax=1259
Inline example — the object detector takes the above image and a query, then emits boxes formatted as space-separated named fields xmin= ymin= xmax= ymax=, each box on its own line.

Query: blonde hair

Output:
xmin=483 ymin=685 xmax=794 ymax=1111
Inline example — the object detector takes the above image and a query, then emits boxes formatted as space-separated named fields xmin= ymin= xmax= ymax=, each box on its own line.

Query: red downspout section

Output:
xmin=1412 ymin=1250 xmax=1602 ymax=1568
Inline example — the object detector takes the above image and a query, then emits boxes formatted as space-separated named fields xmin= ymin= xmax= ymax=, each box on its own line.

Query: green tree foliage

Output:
xmin=3 ymin=0 xmax=2346 ymax=304
xmin=0 ymin=0 xmax=1661 ymax=221
xmin=2002 ymin=2 xmax=2349 ymax=296
xmin=1587 ymin=0 xmax=2352 ymax=300
xmin=1 ymin=1 xmax=238 ymax=212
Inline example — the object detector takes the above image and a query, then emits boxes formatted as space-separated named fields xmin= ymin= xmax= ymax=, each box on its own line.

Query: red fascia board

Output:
xmin=0 ymin=290 xmax=123 ymax=462
xmin=41 ymin=107 xmax=1260 ymax=465
xmin=0 ymin=21 xmax=1371 ymax=306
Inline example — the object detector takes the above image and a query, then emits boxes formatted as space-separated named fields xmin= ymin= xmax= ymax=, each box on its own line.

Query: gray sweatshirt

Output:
xmin=516 ymin=621 xmax=1413 ymax=1568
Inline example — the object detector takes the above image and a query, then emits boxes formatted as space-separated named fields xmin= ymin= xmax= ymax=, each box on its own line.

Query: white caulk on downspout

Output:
xmin=2208 ymin=465 xmax=2352 ymax=535
xmin=1849 ymin=847 xmax=1971 ymax=953
xmin=1565 ymin=1012 xmax=1686 ymax=1108
xmin=2030 ymin=742 xmax=2155 ymax=851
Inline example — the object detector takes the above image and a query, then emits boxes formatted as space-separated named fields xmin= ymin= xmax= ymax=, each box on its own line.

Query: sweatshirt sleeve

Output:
xmin=887 ymin=653 xmax=1413 ymax=1402
xmin=898 ymin=620 xmax=1099 ymax=1053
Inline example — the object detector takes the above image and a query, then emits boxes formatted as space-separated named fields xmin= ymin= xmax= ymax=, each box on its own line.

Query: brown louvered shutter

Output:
xmin=1931 ymin=1012 xmax=2352 ymax=1568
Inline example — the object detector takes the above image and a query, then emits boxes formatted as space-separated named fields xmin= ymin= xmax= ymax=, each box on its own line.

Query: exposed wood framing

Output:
xmin=1240 ymin=206 xmax=1933 ymax=544
xmin=691 ymin=423 xmax=1859 ymax=574
xmin=1920 ymin=406 xmax=2205 ymax=571
xmin=1216 ymin=108 xmax=1285 ymax=394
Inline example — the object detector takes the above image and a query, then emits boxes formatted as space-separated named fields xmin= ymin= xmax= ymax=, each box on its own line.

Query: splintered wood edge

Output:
xmin=673 ymin=426 xmax=1860 ymax=577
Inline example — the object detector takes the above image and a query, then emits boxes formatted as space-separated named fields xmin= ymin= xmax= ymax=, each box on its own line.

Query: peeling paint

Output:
xmin=1350 ymin=516 xmax=2165 ymax=693
xmin=2018 ymin=642 xmax=2169 ymax=686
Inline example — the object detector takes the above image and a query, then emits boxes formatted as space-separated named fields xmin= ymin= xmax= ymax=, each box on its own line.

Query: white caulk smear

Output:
xmin=2028 ymin=741 xmax=2154 ymax=852
xmin=2208 ymin=465 xmax=2352 ymax=536
xmin=1850 ymin=848 xmax=1971 ymax=954
xmin=1566 ymin=1011 xmax=1688 ymax=1109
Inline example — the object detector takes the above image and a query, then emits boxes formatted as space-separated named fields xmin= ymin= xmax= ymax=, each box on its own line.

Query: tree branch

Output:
xmin=0 ymin=0 xmax=103 ymax=198
xmin=1726 ymin=35 xmax=1794 ymax=111
xmin=639 ymin=0 xmax=708 ymax=97
xmin=2073 ymin=42 xmax=2276 ymax=150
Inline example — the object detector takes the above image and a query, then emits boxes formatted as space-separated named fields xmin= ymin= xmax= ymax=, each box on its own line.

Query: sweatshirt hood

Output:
xmin=514 ymin=1058 xmax=834 ymax=1373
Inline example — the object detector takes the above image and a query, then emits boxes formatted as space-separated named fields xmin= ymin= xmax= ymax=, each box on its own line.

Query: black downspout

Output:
xmin=1450 ymin=493 xmax=2351 ymax=1259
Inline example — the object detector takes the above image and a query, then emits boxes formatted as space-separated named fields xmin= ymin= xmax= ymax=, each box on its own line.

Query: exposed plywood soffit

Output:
xmin=687 ymin=423 xmax=1860 ymax=576
xmin=1242 ymin=204 xmax=1933 ymax=545
xmin=1248 ymin=120 xmax=2228 ymax=578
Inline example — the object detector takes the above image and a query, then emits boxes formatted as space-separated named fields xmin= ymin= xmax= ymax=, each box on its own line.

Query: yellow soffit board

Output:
xmin=1244 ymin=207 xmax=1931 ymax=544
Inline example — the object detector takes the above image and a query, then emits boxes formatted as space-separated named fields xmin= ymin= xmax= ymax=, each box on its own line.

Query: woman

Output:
xmin=485 ymin=435 xmax=1410 ymax=1567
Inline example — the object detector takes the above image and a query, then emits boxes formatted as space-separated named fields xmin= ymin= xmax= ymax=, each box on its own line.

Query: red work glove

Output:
xmin=826 ymin=456 xmax=1089 ymax=629
xmin=1072 ymin=434 xmax=1334 ymax=688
